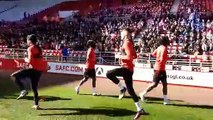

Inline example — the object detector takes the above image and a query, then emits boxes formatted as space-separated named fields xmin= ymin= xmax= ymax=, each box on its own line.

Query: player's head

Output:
xmin=120 ymin=28 xmax=132 ymax=41
xmin=87 ymin=40 xmax=96 ymax=49
xmin=160 ymin=36 xmax=170 ymax=46
xmin=27 ymin=34 xmax=37 ymax=46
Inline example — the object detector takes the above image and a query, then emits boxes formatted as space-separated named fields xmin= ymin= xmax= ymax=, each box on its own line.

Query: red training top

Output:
xmin=86 ymin=48 xmax=96 ymax=69
xmin=27 ymin=45 xmax=47 ymax=71
xmin=120 ymin=40 xmax=137 ymax=71
xmin=152 ymin=45 xmax=169 ymax=71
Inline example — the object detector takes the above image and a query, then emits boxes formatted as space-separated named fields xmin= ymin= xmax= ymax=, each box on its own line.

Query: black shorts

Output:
xmin=11 ymin=68 xmax=42 ymax=81
xmin=153 ymin=70 xmax=167 ymax=85
xmin=11 ymin=68 xmax=42 ymax=88
xmin=84 ymin=69 xmax=96 ymax=78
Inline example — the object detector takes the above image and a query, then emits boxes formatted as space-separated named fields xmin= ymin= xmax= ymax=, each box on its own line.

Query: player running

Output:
xmin=11 ymin=34 xmax=47 ymax=110
xmin=139 ymin=36 xmax=170 ymax=105
xmin=106 ymin=28 xmax=148 ymax=120
xmin=75 ymin=40 xmax=98 ymax=96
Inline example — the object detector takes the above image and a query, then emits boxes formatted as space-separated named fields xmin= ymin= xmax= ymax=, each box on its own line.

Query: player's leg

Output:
xmin=91 ymin=77 xmax=97 ymax=96
xmin=123 ymin=69 xmax=138 ymax=101
xmin=30 ymin=70 xmax=42 ymax=110
xmin=11 ymin=69 xmax=29 ymax=100
xmin=139 ymin=70 xmax=160 ymax=102
xmin=91 ymin=69 xmax=97 ymax=95
xmin=160 ymin=71 xmax=169 ymax=105
xmin=11 ymin=69 xmax=27 ymax=91
xmin=75 ymin=69 xmax=90 ymax=94
xmin=15 ymin=77 xmax=25 ymax=91
xmin=106 ymin=68 xmax=126 ymax=99
xmin=122 ymin=69 xmax=148 ymax=119
xmin=106 ymin=68 xmax=123 ymax=84
xmin=77 ymin=77 xmax=89 ymax=87
xmin=15 ymin=77 xmax=29 ymax=100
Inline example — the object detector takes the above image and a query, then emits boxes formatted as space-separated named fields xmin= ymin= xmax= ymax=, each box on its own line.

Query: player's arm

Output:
xmin=159 ymin=47 xmax=169 ymax=63
xmin=133 ymin=47 xmax=137 ymax=59
xmin=152 ymin=49 xmax=157 ymax=58
xmin=14 ymin=59 xmax=20 ymax=67
xmin=25 ymin=47 xmax=32 ymax=64
xmin=86 ymin=48 xmax=92 ymax=61
xmin=167 ymin=54 xmax=171 ymax=61
xmin=162 ymin=47 xmax=171 ymax=61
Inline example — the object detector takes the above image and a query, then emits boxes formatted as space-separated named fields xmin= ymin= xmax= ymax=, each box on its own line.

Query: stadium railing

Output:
xmin=0 ymin=48 xmax=212 ymax=72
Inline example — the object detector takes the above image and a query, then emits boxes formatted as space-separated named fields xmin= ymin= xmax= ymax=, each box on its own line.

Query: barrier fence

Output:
xmin=0 ymin=48 xmax=213 ymax=72
xmin=0 ymin=58 xmax=212 ymax=88
xmin=0 ymin=48 xmax=213 ymax=88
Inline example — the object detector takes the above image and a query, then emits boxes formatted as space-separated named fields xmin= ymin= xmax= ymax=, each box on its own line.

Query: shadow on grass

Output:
xmin=24 ymin=96 xmax=72 ymax=102
xmin=2 ymin=95 xmax=71 ymax=102
xmin=39 ymin=107 xmax=146 ymax=117
xmin=0 ymin=79 xmax=18 ymax=96
xmin=1 ymin=70 xmax=82 ymax=84
xmin=145 ymin=96 xmax=184 ymax=102
xmin=79 ymin=94 xmax=185 ymax=103
xmin=79 ymin=93 xmax=133 ymax=99
xmin=169 ymin=103 xmax=213 ymax=109
xmin=145 ymin=98 xmax=213 ymax=109
xmin=123 ymin=96 xmax=184 ymax=105
xmin=0 ymin=71 xmax=82 ymax=97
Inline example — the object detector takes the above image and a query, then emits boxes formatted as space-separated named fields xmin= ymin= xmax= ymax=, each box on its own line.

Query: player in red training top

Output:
xmin=139 ymin=36 xmax=170 ymax=105
xmin=11 ymin=34 xmax=47 ymax=110
xmin=75 ymin=40 xmax=98 ymax=96
xmin=106 ymin=28 xmax=148 ymax=120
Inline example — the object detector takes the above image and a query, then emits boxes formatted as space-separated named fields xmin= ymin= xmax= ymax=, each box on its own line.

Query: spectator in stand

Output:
xmin=61 ymin=44 xmax=69 ymax=62
xmin=0 ymin=0 xmax=212 ymax=60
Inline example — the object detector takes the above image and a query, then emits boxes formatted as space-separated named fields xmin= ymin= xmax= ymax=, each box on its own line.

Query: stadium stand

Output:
xmin=0 ymin=0 xmax=212 ymax=62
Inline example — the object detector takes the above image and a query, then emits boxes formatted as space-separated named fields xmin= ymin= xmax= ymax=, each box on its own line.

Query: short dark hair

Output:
xmin=160 ymin=36 xmax=170 ymax=46
xmin=122 ymin=27 xmax=133 ymax=34
xmin=121 ymin=27 xmax=133 ymax=41
xmin=27 ymin=34 xmax=37 ymax=45
xmin=87 ymin=40 xmax=96 ymax=49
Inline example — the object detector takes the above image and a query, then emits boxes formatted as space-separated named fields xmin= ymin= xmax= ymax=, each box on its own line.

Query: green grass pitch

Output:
xmin=0 ymin=77 xmax=213 ymax=120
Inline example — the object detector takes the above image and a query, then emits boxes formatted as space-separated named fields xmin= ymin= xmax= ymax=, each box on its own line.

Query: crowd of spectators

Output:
xmin=135 ymin=0 xmax=213 ymax=56
xmin=0 ymin=0 xmax=212 ymax=58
